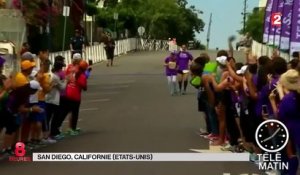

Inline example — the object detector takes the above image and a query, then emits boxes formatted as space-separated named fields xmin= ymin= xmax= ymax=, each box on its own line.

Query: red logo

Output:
xmin=15 ymin=142 xmax=26 ymax=157
xmin=8 ymin=142 xmax=31 ymax=162
xmin=271 ymin=13 xmax=282 ymax=26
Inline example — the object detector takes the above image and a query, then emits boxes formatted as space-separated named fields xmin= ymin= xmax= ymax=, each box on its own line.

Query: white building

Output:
xmin=259 ymin=0 xmax=267 ymax=8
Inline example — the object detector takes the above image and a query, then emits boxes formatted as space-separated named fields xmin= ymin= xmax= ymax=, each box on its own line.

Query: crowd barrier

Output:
xmin=48 ymin=38 xmax=168 ymax=66
xmin=251 ymin=40 xmax=292 ymax=62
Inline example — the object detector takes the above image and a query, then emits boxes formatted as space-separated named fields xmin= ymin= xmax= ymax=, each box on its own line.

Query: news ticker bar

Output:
xmin=32 ymin=153 xmax=250 ymax=162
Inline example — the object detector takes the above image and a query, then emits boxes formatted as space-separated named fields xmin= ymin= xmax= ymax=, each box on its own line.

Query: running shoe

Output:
xmin=53 ymin=134 xmax=65 ymax=140
xmin=204 ymin=134 xmax=219 ymax=140
xmin=42 ymin=138 xmax=57 ymax=144
xmin=69 ymin=130 xmax=80 ymax=136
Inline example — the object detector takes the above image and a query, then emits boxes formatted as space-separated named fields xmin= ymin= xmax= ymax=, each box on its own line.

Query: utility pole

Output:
xmin=206 ymin=13 xmax=212 ymax=50
xmin=242 ymin=0 xmax=248 ymax=33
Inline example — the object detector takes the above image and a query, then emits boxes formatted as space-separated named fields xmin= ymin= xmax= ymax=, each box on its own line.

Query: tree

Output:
xmin=95 ymin=0 xmax=204 ymax=43
xmin=243 ymin=7 xmax=264 ymax=43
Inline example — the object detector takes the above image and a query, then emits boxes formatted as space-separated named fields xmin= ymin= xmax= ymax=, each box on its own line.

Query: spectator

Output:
xmin=60 ymin=60 xmax=88 ymax=136
xmin=70 ymin=29 xmax=85 ymax=57
xmin=20 ymin=42 xmax=30 ymax=56
xmin=46 ymin=57 xmax=66 ymax=140
xmin=1 ymin=80 xmax=43 ymax=155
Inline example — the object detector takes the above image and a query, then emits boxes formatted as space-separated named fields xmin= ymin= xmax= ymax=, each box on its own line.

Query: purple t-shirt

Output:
xmin=164 ymin=56 xmax=177 ymax=76
xmin=176 ymin=51 xmax=193 ymax=71
xmin=278 ymin=92 xmax=300 ymax=146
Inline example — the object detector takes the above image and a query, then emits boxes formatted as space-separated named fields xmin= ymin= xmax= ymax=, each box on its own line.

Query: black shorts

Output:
xmin=3 ymin=110 xmax=21 ymax=135
xmin=178 ymin=70 xmax=187 ymax=74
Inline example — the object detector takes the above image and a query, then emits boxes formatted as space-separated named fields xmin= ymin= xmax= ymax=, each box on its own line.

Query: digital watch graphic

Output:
xmin=255 ymin=119 xmax=289 ymax=153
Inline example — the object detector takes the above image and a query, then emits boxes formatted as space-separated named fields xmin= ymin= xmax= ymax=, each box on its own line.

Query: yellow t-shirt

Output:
xmin=12 ymin=72 xmax=29 ymax=88
xmin=38 ymin=73 xmax=51 ymax=101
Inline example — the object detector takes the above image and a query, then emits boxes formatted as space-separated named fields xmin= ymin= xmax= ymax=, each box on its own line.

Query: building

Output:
xmin=259 ymin=0 xmax=267 ymax=8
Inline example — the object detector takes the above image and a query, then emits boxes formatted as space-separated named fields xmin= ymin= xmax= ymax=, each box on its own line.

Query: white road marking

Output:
xmin=80 ymin=108 xmax=99 ymax=112
xmin=84 ymin=99 xmax=110 ymax=103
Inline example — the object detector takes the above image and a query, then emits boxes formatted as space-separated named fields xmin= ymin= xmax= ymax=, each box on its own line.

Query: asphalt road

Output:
xmin=0 ymin=50 xmax=263 ymax=175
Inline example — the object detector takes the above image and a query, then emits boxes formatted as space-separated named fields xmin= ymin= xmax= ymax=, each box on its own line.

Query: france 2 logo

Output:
xmin=271 ymin=13 xmax=282 ymax=26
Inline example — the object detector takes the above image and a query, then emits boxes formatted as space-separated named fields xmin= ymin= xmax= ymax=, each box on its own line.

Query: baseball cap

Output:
xmin=21 ymin=60 xmax=36 ymax=70
xmin=236 ymin=65 xmax=248 ymax=75
xmin=21 ymin=52 xmax=36 ymax=60
xmin=216 ymin=56 xmax=227 ymax=65
xmin=29 ymin=80 xmax=42 ymax=90
xmin=0 ymin=56 xmax=5 ymax=67
xmin=73 ymin=53 xmax=82 ymax=60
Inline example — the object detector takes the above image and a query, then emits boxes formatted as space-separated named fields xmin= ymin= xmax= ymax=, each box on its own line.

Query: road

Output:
xmin=0 ymin=50 xmax=263 ymax=175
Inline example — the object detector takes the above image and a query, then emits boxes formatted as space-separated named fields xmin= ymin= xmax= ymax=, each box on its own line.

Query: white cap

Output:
xmin=29 ymin=80 xmax=42 ymax=90
xmin=236 ymin=65 xmax=248 ymax=75
xmin=216 ymin=56 xmax=227 ymax=65
xmin=30 ymin=69 xmax=38 ymax=78
xmin=73 ymin=53 xmax=82 ymax=60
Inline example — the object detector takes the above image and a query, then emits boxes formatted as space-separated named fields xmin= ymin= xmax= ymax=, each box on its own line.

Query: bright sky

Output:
xmin=187 ymin=0 xmax=259 ymax=49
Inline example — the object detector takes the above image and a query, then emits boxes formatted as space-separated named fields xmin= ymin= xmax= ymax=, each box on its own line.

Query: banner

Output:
xmin=263 ymin=0 xmax=274 ymax=43
xmin=274 ymin=0 xmax=285 ymax=46
xmin=290 ymin=0 xmax=300 ymax=54
xmin=279 ymin=0 xmax=294 ymax=50
xmin=31 ymin=153 xmax=250 ymax=162
xmin=268 ymin=0 xmax=280 ymax=45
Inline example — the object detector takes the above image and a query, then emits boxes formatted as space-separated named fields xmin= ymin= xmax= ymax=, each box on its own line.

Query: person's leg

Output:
xmin=110 ymin=50 xmax=114 ymax=66
xmin=167 ymin=76 xmax=172 ymax=95
xmin=171 ymin=75 xmax=177 ymax=94
xmin=182 ymin=73 xmax=189 ymax=93
xmin=211 ymin=103 xmax=226 ymax=145
xmin=70 ymin=101 xmax=81 ymax=132
xmin=207 ymin=103 xmax=219 ymax=135
xmin=177 ymin=73 xmax=183 ymax=93
xmin=52 ymin=97 xmax=71 ymax=136
xmin=225 ymin=105 xmax=240 ymax=146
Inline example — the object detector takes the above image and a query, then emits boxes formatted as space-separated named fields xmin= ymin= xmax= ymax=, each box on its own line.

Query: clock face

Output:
xmin=255 ymin=119 xmax=289 ymax=153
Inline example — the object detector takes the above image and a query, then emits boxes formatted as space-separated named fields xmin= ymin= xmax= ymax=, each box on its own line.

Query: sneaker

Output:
xmin=69 ymin=130 xmax=79 ymax=136
xmin=53 ymin=134 xmax=65 ymax=140
xmin=204 ymin=134 xmax=219 ymax=140
xmin=42 ymin=138 xmax=57 ymax=144
xmin=75 ymin=128 xmax=81 ymax=132
xmin=249 ymin=153 xmax=259 ymax=163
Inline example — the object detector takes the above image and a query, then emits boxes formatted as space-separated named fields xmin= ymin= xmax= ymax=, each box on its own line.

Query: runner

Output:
xmin=104 ymin=34 xmax=116 ymax=67
xmin=70 ymin=29 xmax=85 ymax=57
xmin=164 ymin=51 xmax=178 ymax=96
xmin=176 ymin=44 xmax=193 ymax=95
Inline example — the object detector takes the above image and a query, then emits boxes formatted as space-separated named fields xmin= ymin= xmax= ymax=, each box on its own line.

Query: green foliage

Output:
xmin=95 ymin=0 xmax=204 ymax=43
xmin=243 ymin=7 xmax=264 ymax=43
xmin=86 ymin=2 xmax=98 ymax=16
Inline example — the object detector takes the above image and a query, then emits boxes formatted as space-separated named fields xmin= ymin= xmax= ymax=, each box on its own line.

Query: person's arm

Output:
xmin=228 ymin=36 xmax=235 ymax=57
xmin=210 ymin=72 xmax=230 ymax=92
xmin=245 ymin=71 xmax=258 ymax=100
xmin=164 ymin=58 xmax=169 ymax=66
xmin=269 ymin=90 xmax=278 ymax=118
xmin=76 ymin=73 xmax=87 ymax=91
xmin=226 ymin=61 xmax=243 ymax=82
xmin=70 ymin=38 xmax=73 ymax=51
xmin=82 ymin=37 xmax=85 ymax=52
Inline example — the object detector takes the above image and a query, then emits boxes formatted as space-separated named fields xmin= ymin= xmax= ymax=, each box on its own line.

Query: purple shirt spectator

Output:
xmin=176 ymin=51 xmax=193 ymax=71
xmin=164 ymin=56 xmax=177 ymax=76
xmin=278 ymin=92 xmax=300 ymax=146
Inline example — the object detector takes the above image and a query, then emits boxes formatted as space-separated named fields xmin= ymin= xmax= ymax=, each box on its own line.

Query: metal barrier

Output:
xmin=251 ymin=40 xmax=292 ymax=62
xmin=49 ymin=38 xmax=167 ymax=65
